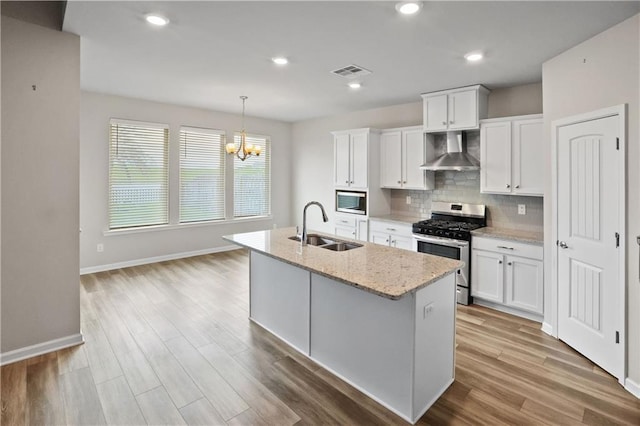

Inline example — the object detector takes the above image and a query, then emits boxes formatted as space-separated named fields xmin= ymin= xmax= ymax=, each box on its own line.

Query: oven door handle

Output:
xmin=412 ymin=234 xmax=469 ymax=248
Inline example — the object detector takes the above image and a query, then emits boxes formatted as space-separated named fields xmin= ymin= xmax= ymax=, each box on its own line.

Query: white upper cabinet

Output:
xmin=422 ymin=85 xmax=489 ymax=133
xmin=480 ymin=114 xmax=543 ymax=197
xmin=380 ymin=126 xmax=434 ymax=190
xmin=332 ymin=128 xmax=378 ymax=189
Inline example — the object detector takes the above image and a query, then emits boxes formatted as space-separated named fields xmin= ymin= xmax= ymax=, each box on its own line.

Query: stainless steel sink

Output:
xmin=322 ymin=242 xmax=363 ymax=251
xmin=289 ymin=234 xmax=362 ymax=251
xmin=289 ymin=234 xmax=337 ymax=246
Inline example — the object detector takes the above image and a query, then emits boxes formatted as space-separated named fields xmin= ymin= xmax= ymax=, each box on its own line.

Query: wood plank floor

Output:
xmin=2 ymin=249 xmax=639 ymax=425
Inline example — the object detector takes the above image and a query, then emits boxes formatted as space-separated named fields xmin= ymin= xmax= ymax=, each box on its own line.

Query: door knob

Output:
xmin=506 ymin=184 xmax=511 ymax=188
xmin=515 ymin=185 xmax=520 ymax=189
xmin=559 ymin=241 xmax=569 ymax=249
xmin=498 ymin=260 xmax=503 ymax=264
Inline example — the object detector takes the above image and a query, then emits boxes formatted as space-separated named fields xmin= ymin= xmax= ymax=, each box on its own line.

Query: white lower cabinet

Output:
xmin=369 ymin=219 xmax=413 ymax=251
xmin=334 ymin=213 xmax=368 ymax=242
xmin=471 ymin=236 xmax=543 ymax=320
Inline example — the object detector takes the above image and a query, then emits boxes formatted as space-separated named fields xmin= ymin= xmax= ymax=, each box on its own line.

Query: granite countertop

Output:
xmin=224 ymin=227 xmax=461 ymax=300
xmin=369 ymin=214 xmax=424 ymax=225
xmin=471 ymin=227 xmax=544 ymax=245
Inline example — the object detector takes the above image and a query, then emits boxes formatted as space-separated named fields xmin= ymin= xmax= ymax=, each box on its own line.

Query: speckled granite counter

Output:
xmin=369 ymin=214 xmax=424 ymax=226
xmin=471 ymin=227 xmax=544 ymax=245
xmin=224 ymin=227 xmax=461 ymax=300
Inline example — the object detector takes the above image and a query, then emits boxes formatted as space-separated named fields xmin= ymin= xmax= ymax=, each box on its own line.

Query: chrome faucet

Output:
xmin=301 ymin=201 xmax=329 ymax=245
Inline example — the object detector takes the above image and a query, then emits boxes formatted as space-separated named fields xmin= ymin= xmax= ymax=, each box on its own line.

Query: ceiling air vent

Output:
xmin=331 ymin=64 xmax=372 ymax=78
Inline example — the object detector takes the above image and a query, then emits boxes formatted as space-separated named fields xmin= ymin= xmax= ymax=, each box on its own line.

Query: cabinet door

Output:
xmin=370 ymin=231 xmax=390 ymax=246
xmin=423 ymin=94 xmax=448 ymax=132
xmin=403 ymin=129 xmax=426 ymax=189
xmin=334 ymin=133 xmax=351 ymax=187
xmin=513 ymin=118 xmax=544 ymax=196
xmin=480 ymin=121 xmax=512 ymax=194
xmin=471 ymin=249 xmax=504 ymax=303
xmin=380 ymin=131 xmax=402 ymax=188
xmin=357 ymin=219 xmax=369 ymax=242
xmin=448 ymin=89 xmax=477 ymax=130
xmin=350 ymin=133 xmax=368 ymax=189
xmin=335 ymin=225 xmax=356 ymax=239
xmin=505 ymin=255 xmax=544 ymax=314
xmin=390 ymin=234 xmax=413 ymax=251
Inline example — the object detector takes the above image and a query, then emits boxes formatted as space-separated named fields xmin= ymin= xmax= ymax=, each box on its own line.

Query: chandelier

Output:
xmin=225 ymin=96 xmax=261 ymax=161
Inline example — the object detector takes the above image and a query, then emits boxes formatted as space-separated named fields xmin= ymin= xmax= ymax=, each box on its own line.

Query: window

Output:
xmin=109 ymin=119 xmax=169 ymax=229
xmin=234 ymin=134 xmax=271 ymax=218
xmin=179 ymin=127 xmax=225 ymax=223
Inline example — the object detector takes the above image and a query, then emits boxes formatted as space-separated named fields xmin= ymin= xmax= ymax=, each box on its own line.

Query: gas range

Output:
xmin=411 ymin=202 xmax=487 ymax=305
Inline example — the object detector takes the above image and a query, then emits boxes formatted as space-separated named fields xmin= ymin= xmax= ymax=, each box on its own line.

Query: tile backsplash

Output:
xmin=389 ymin=131 xmax=544 ymax=232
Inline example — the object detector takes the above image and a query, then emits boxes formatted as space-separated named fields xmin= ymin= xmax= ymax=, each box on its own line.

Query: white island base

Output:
xmin=250 ymin=252 xmax=456 ymax=424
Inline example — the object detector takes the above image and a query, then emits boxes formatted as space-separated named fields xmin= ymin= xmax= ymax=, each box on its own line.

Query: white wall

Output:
xmin=487 ymin=83 xmax=542 ymax=119
xmin=80 ymin=92 xmax=292 ymax=271
xmin=1 ymin=16 xmax=80 ymax=355
xmin=542 ymin=14 xmax=640 ymax=387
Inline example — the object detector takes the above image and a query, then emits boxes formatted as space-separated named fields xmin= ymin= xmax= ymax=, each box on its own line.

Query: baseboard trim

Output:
xmin=1 ymin=333 xmax=84 ymax=366
xmin=472 ymin=299 xmax=543 ymax=323
xmin=625 ymin=377 xmax=640 ymax=399
xmin=541 ymin=322 xmax=553 ymax=336
xmin=80 ymin=245 xmax=241 ymax=274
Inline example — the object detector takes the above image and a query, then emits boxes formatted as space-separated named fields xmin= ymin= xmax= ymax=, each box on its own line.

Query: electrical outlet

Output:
xmin=518 ymin=204 xmax=526 ymax=215
xmin=406 ymin=196 xmax=412 ymax=205
xmin=423 ymin=303 xmax=434 ymax=318
xmin=97 ymin=243 xmax=104 ymax=253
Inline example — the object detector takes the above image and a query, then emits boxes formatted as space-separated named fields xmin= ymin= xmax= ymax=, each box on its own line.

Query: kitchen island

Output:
xmin=224 ymin=227 xmax=462 ymax=424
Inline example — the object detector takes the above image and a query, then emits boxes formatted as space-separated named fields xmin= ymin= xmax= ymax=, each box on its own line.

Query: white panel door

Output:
xmin=380 ymin=131 xmax=402 ymax=188
xmin=423 ymin=94 xmax=448 ymax=132
xmin=448 ymin=89 xmax=477 ymax=130
xmin=480 ymin=121 xmax=512 ymax=194
xmin=403 ymin=129 xmax=426 ymax=189
xmin=471 ymin=250 xmax=504 ymax=303
xmin=350 ymin=133 xmax=368 ymax=189
xmin=513 ymin=118 xmax=544 ymax=196
xmin=557 ymin=114 xmax=622 ymax=380
xmin=334 ymin=133 xmax=351 ymax=187
xmin=505 ymin=255 xmax=543 ymax=314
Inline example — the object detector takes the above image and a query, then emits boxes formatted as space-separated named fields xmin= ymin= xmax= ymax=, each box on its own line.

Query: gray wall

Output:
xmin=290 ymin=85 xmax=544 ymax=233
xmin=80 ymin=92 xmax=292 ymax=270
xmin=1 ymin=16 xmax=80 ymax=353
xmin=542 ymin=13 xmax=640 ymax=386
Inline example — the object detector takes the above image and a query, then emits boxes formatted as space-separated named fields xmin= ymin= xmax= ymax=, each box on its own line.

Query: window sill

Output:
xmin=103 ymin=215 xmax=273 ymax=237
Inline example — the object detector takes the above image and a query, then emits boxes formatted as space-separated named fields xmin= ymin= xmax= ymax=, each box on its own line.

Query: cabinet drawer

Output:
xmin=472 ymin=236 xmax=543 ymax=260
xmin=369 ymin=220 xmax=412 ymax=237
xmin=334 ymin=215 xmax=357 ymax=228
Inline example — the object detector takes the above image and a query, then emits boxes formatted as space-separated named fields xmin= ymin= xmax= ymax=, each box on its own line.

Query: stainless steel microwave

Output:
xmin=336 ymin=190 xmax=367 ymax=215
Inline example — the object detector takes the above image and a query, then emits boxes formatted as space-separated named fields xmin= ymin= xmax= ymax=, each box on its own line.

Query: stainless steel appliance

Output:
xmin=335 ymin=190 xmax=367 ymax=215
xmin=412 ymin=202 xmax=486 ymax=305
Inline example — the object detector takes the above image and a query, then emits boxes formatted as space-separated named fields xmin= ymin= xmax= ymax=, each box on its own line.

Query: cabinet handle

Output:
xmin=397 ymin=180 xmax=402 ymax=184
xmin=442 ymin=121 xmax=447 ymax=126
xmin=385 ymin=239 xmax=389 ymax=243
xmin=506 ymin=184 xmax=511 ymax=188
xmin=340 ymin=220 xmax=348 ymax=224
xmin=345 ymin=180 xmax=349 ymax=184
xmin=508 ymin=262 xmax=512 ymax=266
xmin=449 ymin=120 xmax=454 ymax=124
xmin=497 ymin=245 xmax=514 ymax=250
xmin=515 ymin=185 xmax=520 ymax=189
xmin=352 ymin=231 xmax=356 ymax=236
xmin=386 ymin=228 xmax=396 ymax=231
xmin=403 ymin=180 xmax=407 ymax=184
xmin=498 ymin=260 xmax=503 ymax=264
xmin=350 ymin=181 xmax=354 ymax=184
xmin=392 ymin=240 xmax=397 ymax=246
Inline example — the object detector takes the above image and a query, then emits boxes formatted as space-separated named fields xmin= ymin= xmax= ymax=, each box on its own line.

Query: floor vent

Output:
xmin=331 ymin=64 xmax=372 ymax=78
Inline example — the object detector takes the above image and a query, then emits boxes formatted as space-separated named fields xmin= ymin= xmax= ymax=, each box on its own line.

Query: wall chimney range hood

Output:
xmin=420 ymin=131 xmax=479 ymax=171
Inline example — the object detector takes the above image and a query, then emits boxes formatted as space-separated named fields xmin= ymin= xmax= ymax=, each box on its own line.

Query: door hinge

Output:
xmin=615 ymin=232 xmax=620 ymax=248
xmin=616 ymin=137 xmax=619 ymax=150
xmin=616 ymin=331 xmax=620 ymax=344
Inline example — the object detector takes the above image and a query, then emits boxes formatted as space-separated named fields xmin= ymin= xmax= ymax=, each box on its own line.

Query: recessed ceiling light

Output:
xmin=272 ymin=57 xmax=289 ymax=65
xmin=145 ymin=14 xmax=169 ymax=26
xmin=395 ymin=2 xmax=422 ymax=15
xmin=464 ymin=52 xmax=484 ymax=62
xmin=348 ymin=82 xmax=362 ymax=89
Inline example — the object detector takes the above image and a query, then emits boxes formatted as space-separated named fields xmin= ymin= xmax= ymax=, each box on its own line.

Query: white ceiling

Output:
xmin=63 ymin=1 xmax=639 ymax=123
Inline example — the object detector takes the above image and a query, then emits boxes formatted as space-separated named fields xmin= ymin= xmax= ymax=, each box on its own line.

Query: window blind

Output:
xmin=109 ymin=119 xmax=169 ymax=229
xmin=234 ymin=134 xmax=271 ymax=218
xmin=179 ymin=127 xmax=225 ymax=223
